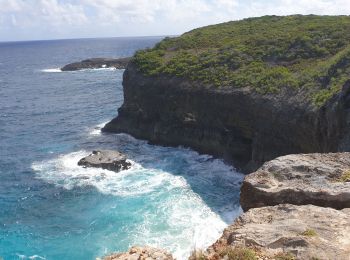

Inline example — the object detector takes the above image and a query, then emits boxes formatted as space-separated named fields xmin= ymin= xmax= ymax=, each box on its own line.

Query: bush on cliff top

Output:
xmin=132 ymin=15 xmax=350 ymax=106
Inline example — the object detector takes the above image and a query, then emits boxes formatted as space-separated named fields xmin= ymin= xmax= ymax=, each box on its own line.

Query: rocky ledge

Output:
xmin=208 ymin=204 xmax=350 ymax=260
xmin=61 ymin=57 xmax=131 ymax=71
xmin=240 ymin=153 xmax=350 ymax=211
xmin=204 ymin=152 xmax=350 ymax=260
xmin=101 ymin=246 xmax=174 ymax=260
xmin=78 ymin=150 xmax=131 ymax=172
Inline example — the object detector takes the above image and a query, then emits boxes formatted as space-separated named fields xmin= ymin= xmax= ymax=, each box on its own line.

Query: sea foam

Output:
xmin=31 ymin=146 xmax=243 ymax=259
xmin=41 ymin=68 xmax=62 ymax=73
xmin=88 ymin=121 xmax=109 ymax=136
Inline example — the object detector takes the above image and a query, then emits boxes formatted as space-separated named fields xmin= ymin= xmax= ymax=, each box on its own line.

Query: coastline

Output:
xmin=101 ymin=15 xmax=350 ymax=258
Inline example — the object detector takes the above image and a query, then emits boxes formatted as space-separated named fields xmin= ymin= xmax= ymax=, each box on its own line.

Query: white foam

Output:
xmin=79 ymin=67 xmax=118 ymax=72
xmin=88 ymin=122 xmax=108 ymax=136
xmin=41 ymin=68 xmax=62 ymax=73
xmin=32 ymin=147 xmax=243 ymax=260
xmin=32 ymin=150 xmax=187 ymax=197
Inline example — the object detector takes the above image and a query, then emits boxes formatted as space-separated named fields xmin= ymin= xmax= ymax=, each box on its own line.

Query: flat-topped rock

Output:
xmin=240 ymin=153 xmax=350 ymax=211
xmin=209 ymin=204 xmax=350 ymax=260
xmin=61 ymin=57 xmax=131 ymax=71
xmin=101 ymin=246 xmax=174 ymax=260
xmin=78 ymin=150 xmax=131 ymax=172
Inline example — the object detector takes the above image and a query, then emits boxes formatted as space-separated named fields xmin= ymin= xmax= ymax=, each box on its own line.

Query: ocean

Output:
xmin=0 ymin=37 xmax=243 ymax=260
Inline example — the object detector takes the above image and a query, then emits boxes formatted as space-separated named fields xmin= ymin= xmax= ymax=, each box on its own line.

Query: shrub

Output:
xmin=132 ymin=15 xmax=350 ymax=105
xmin=300 ymin=229 xmax=318 ymax=237
xmin=275 ymin=252 xmax=296 ymax=260
xmin=218 ymin=247 xmax=257 ymax=260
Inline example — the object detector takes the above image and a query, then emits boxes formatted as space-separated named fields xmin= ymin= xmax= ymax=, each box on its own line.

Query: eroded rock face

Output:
xmin=240 ymin=153 xmax=350 ymax=211
xmin=78 ymin=150 xmax=131 ymax=172
xmin=61 ymin=57 xmax=131 ymax=71
xmin=102 ymin=246 xmax=174 ymax=260
xmin=103 ymin=62 xmax=350 ymax=172
xmin=209 ymin=204 xmax=350 ymax=260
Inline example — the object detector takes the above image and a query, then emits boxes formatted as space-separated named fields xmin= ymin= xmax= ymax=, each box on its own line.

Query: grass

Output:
xmin=300 ymin=229 xmax=318 ymax=237
xmin=338 ymin=170 xmax=350 ymax=182
xmin=275 ymin=252 xmax=296 ymax=260
xmin=218 ymin=247 xmax=257 ymax=260
xmin=132 ymin=15 xmax=350 ymax=106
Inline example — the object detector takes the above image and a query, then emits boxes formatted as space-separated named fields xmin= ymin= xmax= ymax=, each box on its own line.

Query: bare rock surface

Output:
xmin=61 ymin=57 xmax=131 ymax=71
xmin=101 ymin=246 xmax=174 ymax=260
xmin=78 ymin=150 xmax=131 ymax=172
xmin=209 ymin=204 xmax=350 ymax=260
xmin=240 ymin=152 xmax=350 ymax=211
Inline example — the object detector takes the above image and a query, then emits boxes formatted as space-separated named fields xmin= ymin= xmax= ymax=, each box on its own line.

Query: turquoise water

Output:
xmin=0 ymin=38 xmax=243 ymax=260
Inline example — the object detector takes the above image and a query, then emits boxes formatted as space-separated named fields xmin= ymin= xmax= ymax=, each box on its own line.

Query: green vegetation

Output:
xmin=300 ymin=229 xmax=318 ymax=237
xmin=336 ymin=169 xmax=350 ymax=182
xmin=275 ymin=252 xmax=296 ymax=260
xmin=133 ymin=15 xmax=350 ymax=105
xmin=219 ymin=247 xmax=257 ymax=260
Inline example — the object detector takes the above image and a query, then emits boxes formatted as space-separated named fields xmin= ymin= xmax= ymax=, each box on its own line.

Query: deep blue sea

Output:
xmin=0 ymin=37 xmax=243 ymax=260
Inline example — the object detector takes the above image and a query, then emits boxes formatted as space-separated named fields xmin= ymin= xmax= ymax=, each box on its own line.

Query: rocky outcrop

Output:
xmin=240 ymin=152 xmax=350 ymax=211
xmin=103 ymin=62 xmax=350 ymax=172
xmin=61 ymin=57 xmax=131 ymax=71
xmin=208 ymin=204 xmax=350 ymax=260
xmin=101 ymin=246 xmax=174 ymax=260
xmin=78 ymin=150 xmax=131 ymax=172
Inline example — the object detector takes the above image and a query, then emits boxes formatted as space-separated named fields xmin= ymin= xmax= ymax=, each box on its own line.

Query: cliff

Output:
xmin=103 ymin=15 xmax=350 ymax=171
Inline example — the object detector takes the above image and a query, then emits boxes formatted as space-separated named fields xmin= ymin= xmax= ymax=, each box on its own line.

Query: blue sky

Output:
xmin=0 ymin=0 xmax=349 ymax=41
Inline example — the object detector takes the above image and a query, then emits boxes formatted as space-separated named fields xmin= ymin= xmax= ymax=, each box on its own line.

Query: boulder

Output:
xmin=209 ymin=204 xmax=350 ymax=260
xmin=101 ymin=246 xmax=174 ymax=260
xmin=240 ymin=153 xmax=350 ymax=211
xmin=78 ymin=150 xmax=131 ymax=172
xmin=61 ymin=57 xmax=131 ymax=71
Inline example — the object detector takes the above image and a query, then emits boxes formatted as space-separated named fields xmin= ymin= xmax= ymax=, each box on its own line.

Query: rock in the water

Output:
xmin=240 ymin=153 xmax=350 ymax=211
xmin=209 ymin=204 xmax=350 ymax=260
xmin=61 ymin=57 xmax=131 ymax=71
xmin=101 ymin=246 xmax=174 ymax=260
xmin=78 ymin=150 xmax=131 ymax=172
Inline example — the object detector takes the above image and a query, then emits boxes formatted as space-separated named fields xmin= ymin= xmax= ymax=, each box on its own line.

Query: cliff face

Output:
xmin=103 ymin=62 xmax=350 ymax=171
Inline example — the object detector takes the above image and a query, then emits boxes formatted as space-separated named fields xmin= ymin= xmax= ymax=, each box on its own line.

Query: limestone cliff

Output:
xmin=103 ymin=15 xmax=350 ymax=171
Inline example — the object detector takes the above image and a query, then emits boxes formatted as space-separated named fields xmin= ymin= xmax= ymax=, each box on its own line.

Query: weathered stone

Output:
xmin=102 ymin=246 xmax=174 ymax=260
xmin=209 ymin=204 xmax=350 ymax=260
xmin=240 ymin=152 xmax=350 ymax=211
xmin=61 ymin=57 xmax=131 ymax=71
xmin=78 ymin=150 xmax=131 ymax=172
xmin=102 ymin=59 xmax=350 ymax=173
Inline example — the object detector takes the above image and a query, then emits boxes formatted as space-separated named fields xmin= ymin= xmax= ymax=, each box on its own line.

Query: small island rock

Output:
xmin=78 ymin=150 xmax=131 ymax=172
xmin=240 ymin=152 xmax=350 ymax=211
xmin=61 ymin=57 xmax=131 ymax=71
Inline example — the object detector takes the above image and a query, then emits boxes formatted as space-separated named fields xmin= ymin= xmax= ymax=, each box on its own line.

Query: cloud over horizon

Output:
xmin=0 ymin=0 xmax=349 ymax=41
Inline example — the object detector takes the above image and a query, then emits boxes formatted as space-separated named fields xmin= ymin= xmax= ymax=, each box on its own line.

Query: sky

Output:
xmin=0 ymin=0 xmax=350 ymax=42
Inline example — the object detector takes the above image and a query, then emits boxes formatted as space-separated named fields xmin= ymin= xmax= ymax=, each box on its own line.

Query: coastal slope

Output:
xmin=103 ymin=15 xmax=350 ymax=171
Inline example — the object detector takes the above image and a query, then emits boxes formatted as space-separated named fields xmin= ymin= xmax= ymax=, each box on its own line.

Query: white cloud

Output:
xmin=0 ymin=0 xmax=349 ymax=41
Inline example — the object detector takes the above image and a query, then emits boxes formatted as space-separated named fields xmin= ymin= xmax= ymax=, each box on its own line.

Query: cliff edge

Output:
xmin=103 ymin=15 xmax=350 ymax=171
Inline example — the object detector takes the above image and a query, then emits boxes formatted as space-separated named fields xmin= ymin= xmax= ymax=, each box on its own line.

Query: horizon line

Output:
xmin=0 ymin=34 xmax=178 ymax=44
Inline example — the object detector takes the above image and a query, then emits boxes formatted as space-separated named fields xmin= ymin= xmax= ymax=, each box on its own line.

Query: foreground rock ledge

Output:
xmin=78 ymin=150 xmax=131 ymax=172
xmin=61 ymin=57 xmax=131 ymax=71
xmin=101 ymin=246 xmax=174 ymax=260
xmin=209 ymin=204 xmax=350 ymax=260
xmin=240 ymin=152 xmax=350 ymax=211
